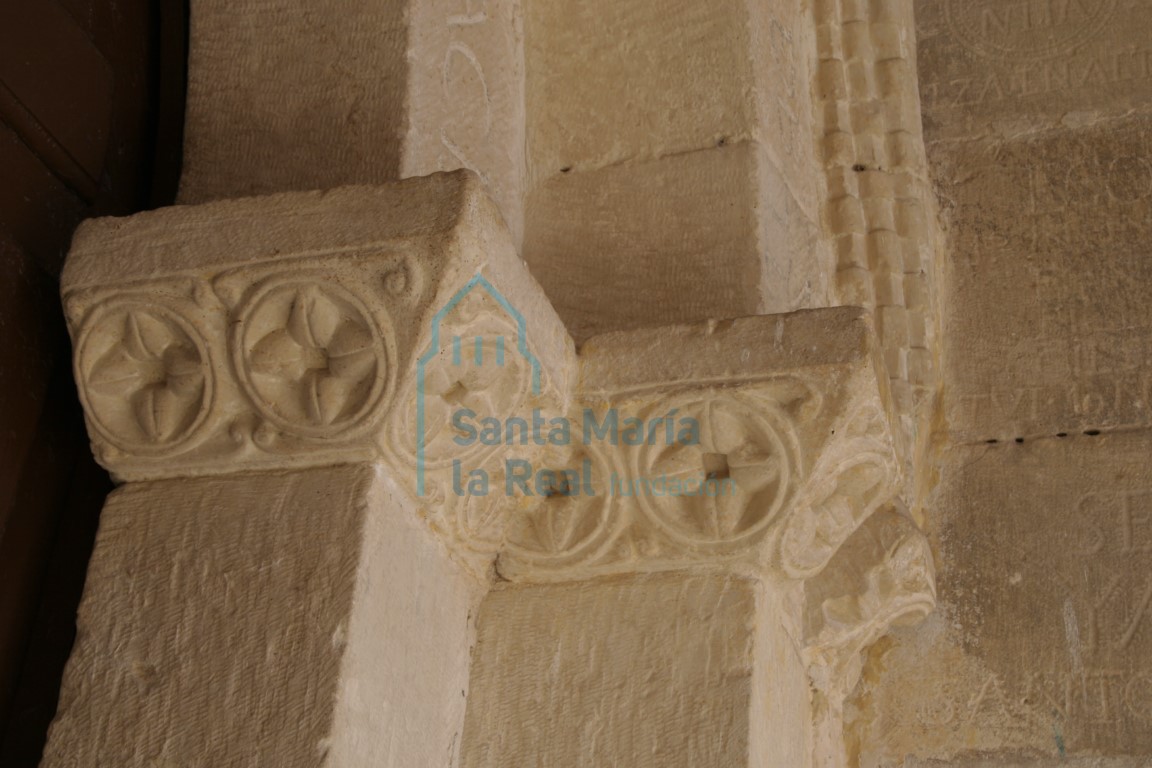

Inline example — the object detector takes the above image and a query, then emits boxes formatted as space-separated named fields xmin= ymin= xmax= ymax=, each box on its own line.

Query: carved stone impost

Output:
xmin=63 ymin=170 xmax=575 ymax=568
xmin=500 ymin=308 xmax=929 ymax=583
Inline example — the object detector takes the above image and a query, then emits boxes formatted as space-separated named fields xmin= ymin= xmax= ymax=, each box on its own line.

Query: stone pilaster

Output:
xmin=461 ymin=310 xmax=936 ymax=768
xmin=179 ymin=0 xmax=526 ymax=242
xmin=521 ymin=0 xmax=832 ymax=341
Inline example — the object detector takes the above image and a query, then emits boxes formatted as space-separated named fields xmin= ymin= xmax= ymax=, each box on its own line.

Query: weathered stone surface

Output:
xmin=814 ymin=0 xmax=945 ymax=495
xmin=63 ymin=171 xmax=574 ymax=487
xmin=459 ymin=573 xmax=810 ymax=768
xmin=180 ymin=0 xmax=525 ymax=239
xmin=521 ymin=0 xmax=831 ymax=341
xmin=500 ymin=308 xmax=910 ymax=583
xmin=931 ymin=114 xmax=1152 ymax=444
xmin=916 ymin=0 xmax=1152 ymax=141
xmin=40 ymin=464 xmax=483 ymax=768
xmin=849 ymin=434 xmax=1152 ymax=764
xmin=850 ymin=13 xmax=1152 ymax=762
xmin=907 ymin=758 xmax=1150 ymax=768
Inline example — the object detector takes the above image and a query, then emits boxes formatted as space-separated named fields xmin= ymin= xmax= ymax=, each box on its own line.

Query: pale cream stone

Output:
xmin=520 ymin=0 xmax=832 ymax=341
xmin=40 ymin=464 xmax=483 ymax=768
xmin=53 ymin=167 xmax=937 ymax=767
xmin=812 ymin=0 xmax=944 ymax=507
xmin=481 ymin=309 xmax=935 ymax=768
xmin=179 ymin=0 xmax=525 ymax=241
xmin=64 ymin=170 xmax=576 ymax=483
xmin=850 ymin=433 xmax=1152 ymax=763
xmin=928 ymin=114 xmax=1152 ymax=443
xmin=843 ymin=6 xmax=1152 ymax=763
xmin=915 ymin=0 xmax=1152 ymax=141
xmin=501 ymin=308 xmax=912 ymax=583
xmin=63 ymin=170 xmax=573 ymax=572
xmin=460 ymin=573 xmax=810 ymax=768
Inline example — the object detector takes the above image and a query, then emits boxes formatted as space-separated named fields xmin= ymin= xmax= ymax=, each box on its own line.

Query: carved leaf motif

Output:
xmin=782 ymin=452 xmax=894 ymax=578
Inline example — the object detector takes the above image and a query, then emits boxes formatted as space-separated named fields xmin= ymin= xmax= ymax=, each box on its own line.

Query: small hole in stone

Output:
xmin=560 ymin=166 xmax=572 ymax=173
xmin=852 ymin=163 xmax=867 ymax=172
xmin=543 ymin=475 xmax=574 ymax=499
xmin=1084 ymin=429 xmax=1101 ymax=436
xmin=1015 ymin=438 xmax=1024 ymax=444
xmin=703 ymin=453 xmax=731 ymax=481
xmin=717 ymin=137 xmax=728 ymax=147
xmin=986 ymin=439 xmax=999 ymax=444
xmin=1056 ymin=432 xmax=1068 ymax=438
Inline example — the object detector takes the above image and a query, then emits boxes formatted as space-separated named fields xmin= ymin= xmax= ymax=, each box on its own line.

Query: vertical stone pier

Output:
xmin=41 ymin=173 xmax=573 ymax=766
xmin=462 ymin=312 xmax=935 ymax=768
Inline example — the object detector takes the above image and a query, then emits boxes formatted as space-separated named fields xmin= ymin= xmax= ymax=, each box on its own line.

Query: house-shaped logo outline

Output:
xmin=416 ymin=273 xmax=542 ymax=495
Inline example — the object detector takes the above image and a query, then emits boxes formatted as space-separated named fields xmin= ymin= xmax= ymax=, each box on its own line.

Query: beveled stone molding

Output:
xmin=813 ymin=0 xmax=944 ymax=503
xmin=64 ymin=170 xmax=573 ymax=487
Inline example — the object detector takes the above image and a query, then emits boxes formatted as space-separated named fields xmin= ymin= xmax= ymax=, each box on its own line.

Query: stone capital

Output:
xmin=63 ymin=170 xmax=574 ymax=483
xmin=501 ymin=308 xmax=917 ymax=584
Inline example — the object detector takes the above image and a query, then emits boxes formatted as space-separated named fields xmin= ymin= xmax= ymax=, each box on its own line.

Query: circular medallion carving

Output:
xmin=633 ymin=395 xmax=793 ymax=549
xmin=235 ymin=281 xmax=389 ymax=436
xmin=944 ymin=0 xmax=1116 ymax=62
xmin=77 ymin=302 xmax=212 ymax=453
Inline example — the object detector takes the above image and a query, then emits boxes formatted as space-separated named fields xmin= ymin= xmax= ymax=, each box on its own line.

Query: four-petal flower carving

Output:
xmin=638 ymin=397 xmax=790 ymax=545
xmin=244 ymin=284 xmax=383 ymax=431
xmin=85 ymin=308 xmax=207 ymax=446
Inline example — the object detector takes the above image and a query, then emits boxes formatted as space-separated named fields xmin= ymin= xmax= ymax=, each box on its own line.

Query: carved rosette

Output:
xmin=499 ymin=372 xmax=911 ymax=586
xmin=67 ymin=257 xmax=414 ymax=478
xmin=76 ymin=299 xmax=213 ymax=456
xmin=492 ymin=311 xmax=936 ymax=767
xmin=633 ymin=394 xmax=794 ymax=551
xmin=234 ymin=280 xmax=390 ymax=436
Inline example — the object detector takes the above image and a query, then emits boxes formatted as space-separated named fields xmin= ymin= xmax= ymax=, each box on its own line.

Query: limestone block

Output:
xmin=915 ymin=0 xmax=1152 ymax=141
xmin=40 ymin=464 xmax=483 ymax=768
xmin=521 ymin=0 xmax=832 ymax=341
xmin=930 ymin=114 xmax=1152 ymax=443
xmin=522 ymin=144 xmax=764 ymax=341
xmin=62 ymin=170 xmax=574 ymax=566
xmin=180 ymin=0 xmax=525 ymax=240
xmin=459 ymin=572 xmax=811 ymax=768
xmin=847 ymin=433 xmax=1152 ymax=764
xmin=906 ymin=759 xmax=1150 ymax=768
